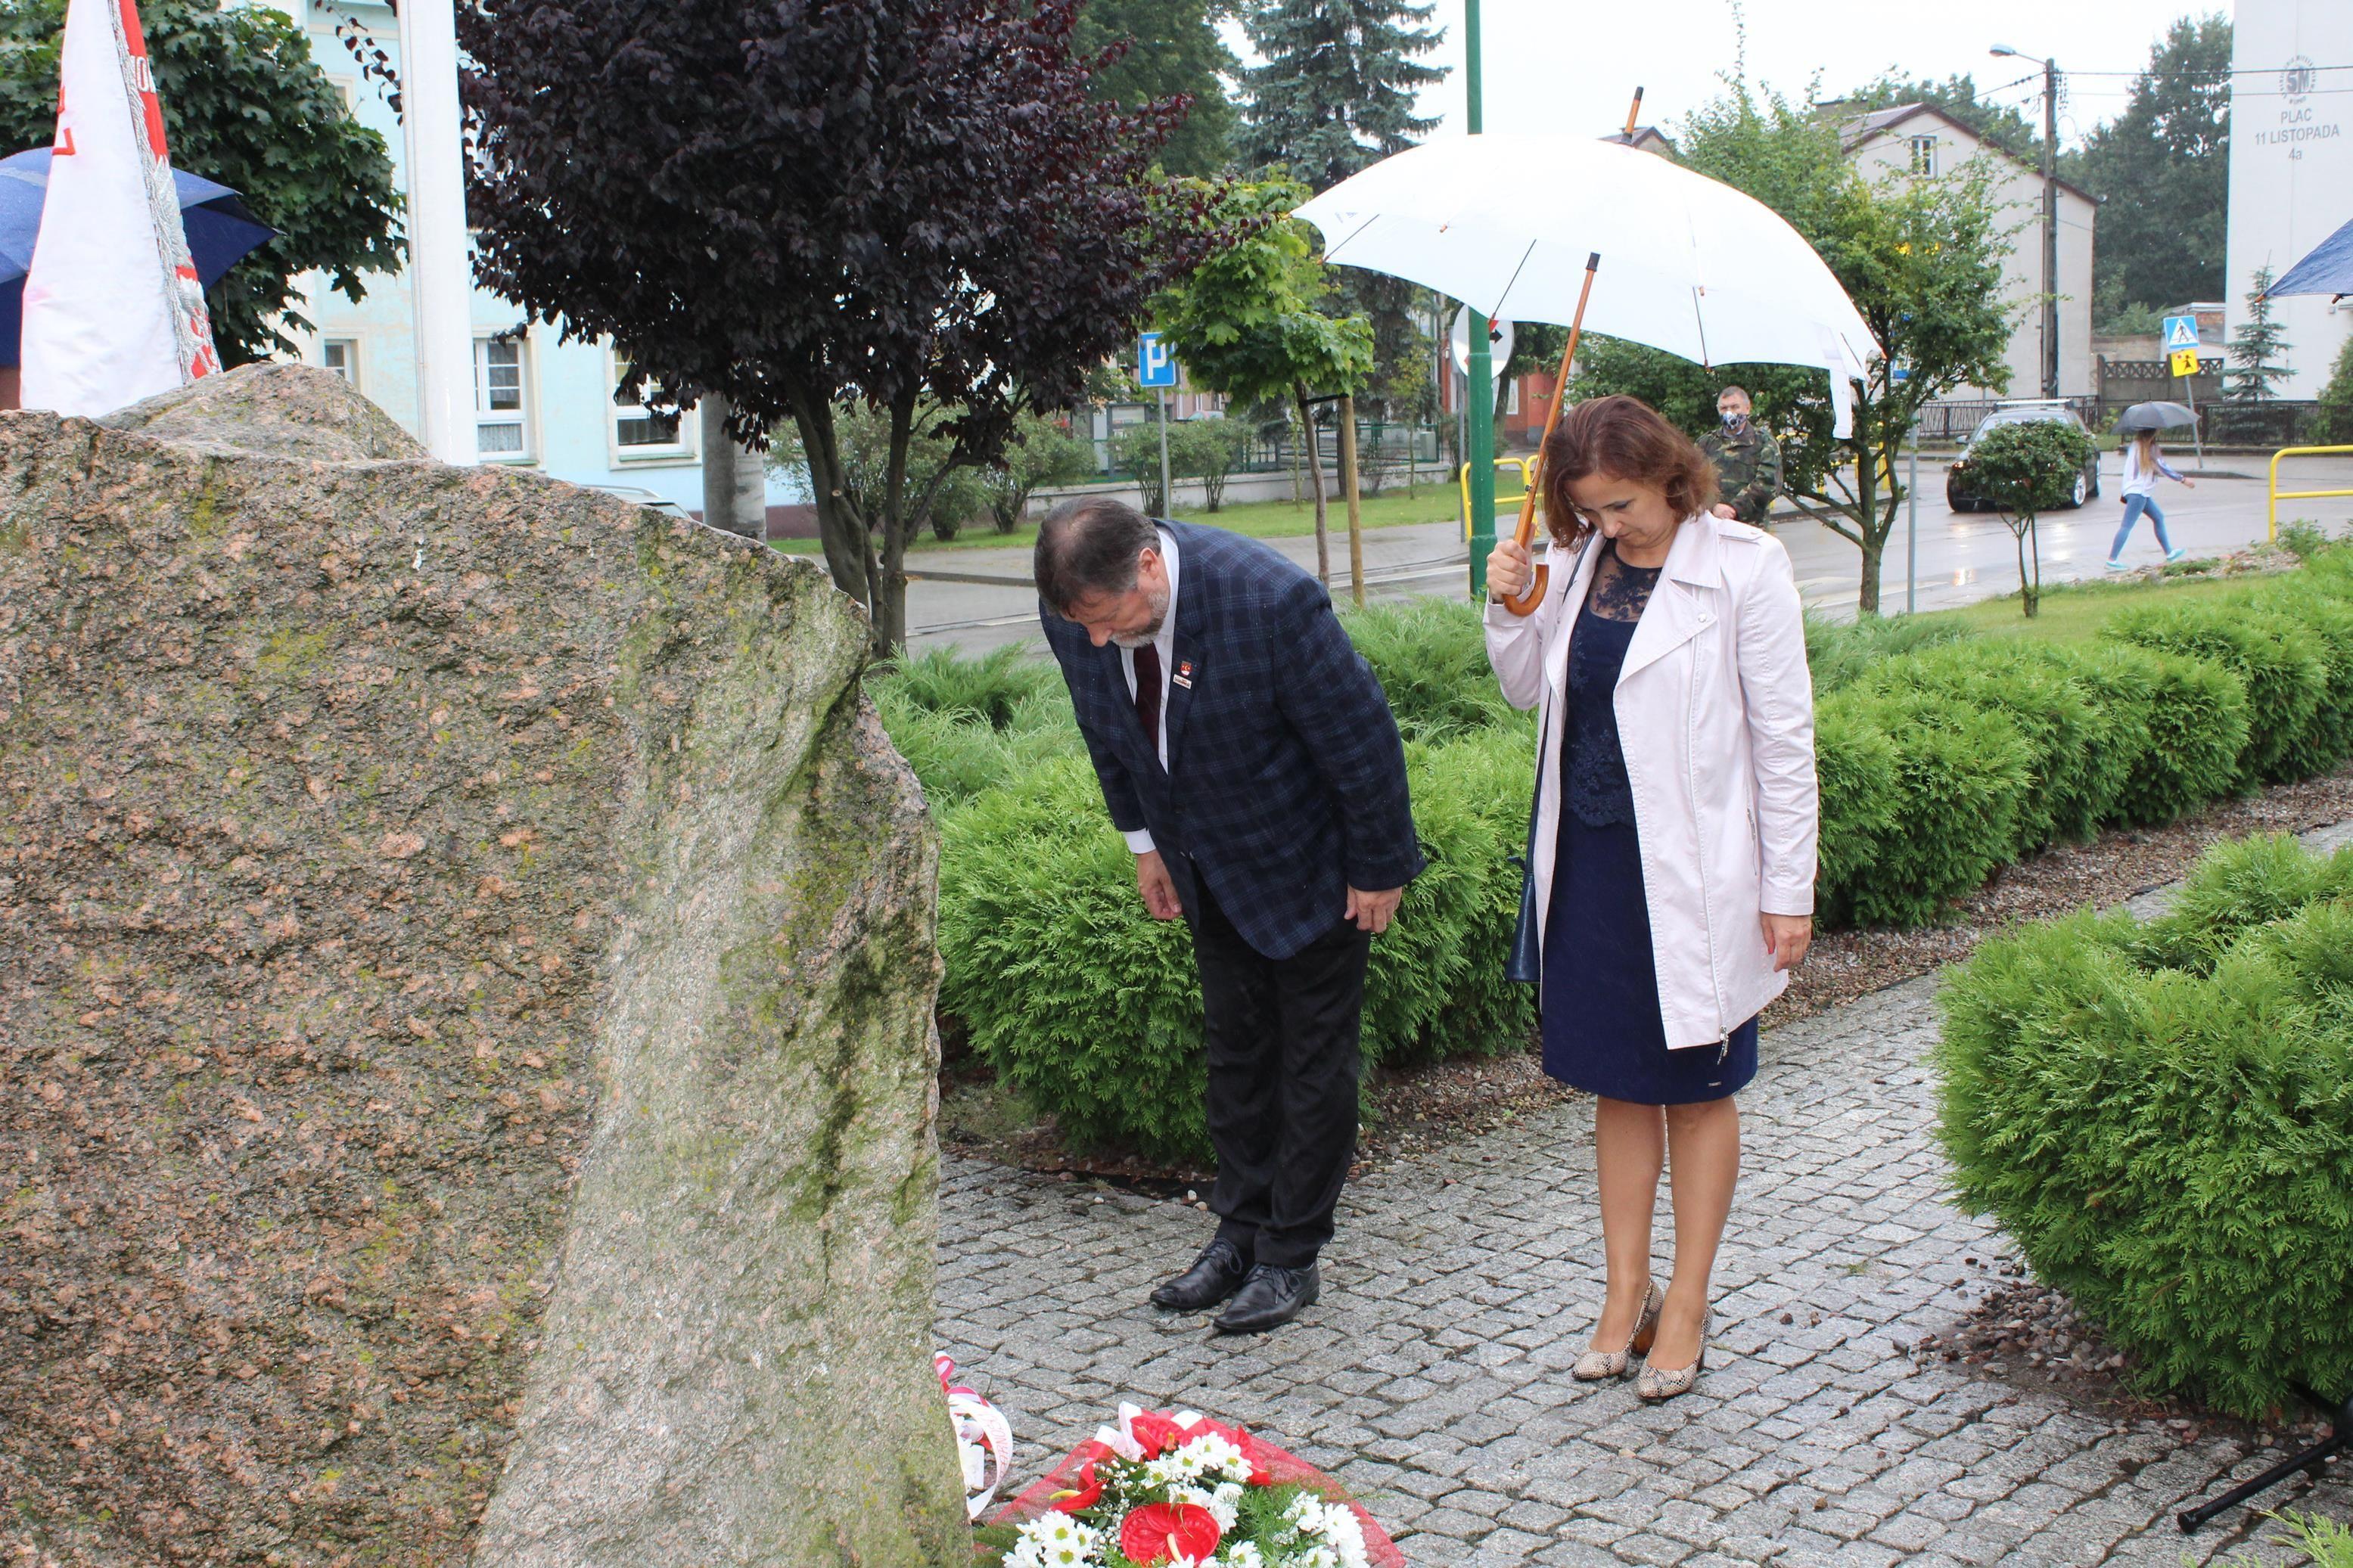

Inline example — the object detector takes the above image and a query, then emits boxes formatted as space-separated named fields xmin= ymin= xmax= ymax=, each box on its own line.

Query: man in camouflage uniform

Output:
xmin=1699 ymin=384 xmax=1783 ymax=526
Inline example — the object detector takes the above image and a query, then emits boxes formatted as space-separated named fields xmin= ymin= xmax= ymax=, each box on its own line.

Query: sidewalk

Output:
xmin=935 ymin=826 xmax=2353 ymax=1566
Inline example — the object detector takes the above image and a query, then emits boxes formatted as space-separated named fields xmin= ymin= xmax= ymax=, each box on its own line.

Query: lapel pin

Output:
xmin=1172 ymin=660 xmax=1193 ymax=689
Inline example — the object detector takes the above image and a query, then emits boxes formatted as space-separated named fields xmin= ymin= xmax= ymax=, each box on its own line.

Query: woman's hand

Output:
xmin=1487 ymin=539 xmax=1533 ymax=602
xmin=1762 ymin=912 xmax=1811 ymax=973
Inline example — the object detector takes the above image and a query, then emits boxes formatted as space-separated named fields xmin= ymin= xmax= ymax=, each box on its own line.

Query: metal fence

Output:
xmin=1917 ymin=397 xmax=2327 ymax=449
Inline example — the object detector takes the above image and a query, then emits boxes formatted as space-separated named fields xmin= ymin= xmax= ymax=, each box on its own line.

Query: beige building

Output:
xmin=1837 ymin=104 xmax=2099 ymax=400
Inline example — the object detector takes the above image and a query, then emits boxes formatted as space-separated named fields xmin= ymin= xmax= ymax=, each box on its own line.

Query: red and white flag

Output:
xmin=20 ymin=0 xmax=221 ymax=418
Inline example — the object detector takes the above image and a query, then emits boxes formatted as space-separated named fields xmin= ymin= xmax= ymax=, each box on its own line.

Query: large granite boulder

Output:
xmin=0 ymin=365 xmax=966 ymax=1566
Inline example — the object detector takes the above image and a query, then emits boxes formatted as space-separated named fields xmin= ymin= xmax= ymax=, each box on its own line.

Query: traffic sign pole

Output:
xmin=1155 ymin=387 xmax=1173 ymax=517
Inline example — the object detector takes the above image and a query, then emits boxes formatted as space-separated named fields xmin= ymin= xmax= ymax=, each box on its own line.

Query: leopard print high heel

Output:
xmin=1571 ymin=1279 xmax=1661 ymax=1381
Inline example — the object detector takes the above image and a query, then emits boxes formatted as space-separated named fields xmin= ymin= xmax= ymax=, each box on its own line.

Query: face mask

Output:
xmin=1720 ymin=410 xmax=1746 ymax=430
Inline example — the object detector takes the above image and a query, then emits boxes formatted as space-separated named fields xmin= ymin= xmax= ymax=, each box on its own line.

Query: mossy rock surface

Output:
xmin=0 ymin=365 xmax=962 ymax=1566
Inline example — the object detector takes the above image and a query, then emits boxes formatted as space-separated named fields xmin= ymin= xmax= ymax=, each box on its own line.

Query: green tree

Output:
xmin=1167 ymin=415 xmax=1252 ymax=510
xmin=2225 ymin=264 xmax=2294 ymax=402
xmin=1074 ymin=0 xmax=1238 ymax=177
xmin=2313 ymin=332 xmax=2353 ymax=446
xmin=981 ymin=411 xmax=1096 ymax=532
xmin=2070 ymin=14 xmax=2230 ymax=326
xmin=1236 ymin=0 xmax=1442 ymax=191
xmin=1570 ymin=83 xmax=2015 ymax=614
xmin=1949 ymin=419 xmax=2097 ymax=616
xmin=1237 ymin=0 xmax=1444 ymax=427
xmin=0 ymin=0 xmax=402 ymax=365
xmin=1839 ymin=70 xmax=2039 ymax=161
xmin=772 ymin=399 xmax=993 ymax=542
xmin=1152 ymin=175 xmax=1374 ymax=582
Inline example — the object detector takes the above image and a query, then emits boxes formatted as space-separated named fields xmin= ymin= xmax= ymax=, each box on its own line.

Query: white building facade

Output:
xmin=2224 ymin=0 xmax=2353 ymax=400
xmin=1840 ymin=104 xmax=2099 ymax=401
xmin=249 ymin=0 xmax=797 ymax=514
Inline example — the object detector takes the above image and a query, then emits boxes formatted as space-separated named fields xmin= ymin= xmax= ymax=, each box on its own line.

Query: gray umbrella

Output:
xmin=2113 ymin=401 xmax=2196 ymax=433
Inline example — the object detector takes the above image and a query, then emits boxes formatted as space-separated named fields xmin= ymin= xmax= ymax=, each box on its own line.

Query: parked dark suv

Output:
xmin=1945 ymin=402 xmax=2103 ymax=512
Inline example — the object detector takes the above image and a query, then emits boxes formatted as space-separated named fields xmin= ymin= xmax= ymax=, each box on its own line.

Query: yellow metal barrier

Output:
xmin=2269 ymin=445 xmax=2353 ymax=542
xmin=1460 ymin=457 xmax=1535 ymax=544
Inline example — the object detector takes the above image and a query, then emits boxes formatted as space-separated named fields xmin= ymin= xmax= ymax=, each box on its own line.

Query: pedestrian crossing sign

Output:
xmin=2170 ymin=347 xmax=2201 ymax=378
xmin=2162 ymin=315 xmax=2200 ymax=352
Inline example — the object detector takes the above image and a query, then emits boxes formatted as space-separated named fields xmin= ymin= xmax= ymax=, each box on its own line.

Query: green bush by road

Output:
xmin=1937 ymin=834 xmax=2353 ymax=1417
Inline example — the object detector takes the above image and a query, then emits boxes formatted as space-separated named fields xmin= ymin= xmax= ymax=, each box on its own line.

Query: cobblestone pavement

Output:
xmin=939 ymin=908 xmax=2351 ymax=1566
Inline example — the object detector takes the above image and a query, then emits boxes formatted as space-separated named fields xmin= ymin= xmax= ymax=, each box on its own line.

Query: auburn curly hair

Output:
xmin=1540 ymin=395 xmax=1720 ymax=551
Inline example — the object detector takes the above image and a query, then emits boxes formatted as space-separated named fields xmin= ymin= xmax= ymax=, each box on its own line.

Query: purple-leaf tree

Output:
xmin=460 ymin=0 xmax=1214 ymax=652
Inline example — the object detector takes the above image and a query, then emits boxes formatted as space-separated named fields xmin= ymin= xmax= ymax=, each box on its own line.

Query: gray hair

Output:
xmin=1034 ymin=497 xmax=1158 ymax=616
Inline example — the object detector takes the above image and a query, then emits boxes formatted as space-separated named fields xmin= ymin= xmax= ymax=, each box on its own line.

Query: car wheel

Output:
xmin=1947 ymin=489 xmax=1972 ymax=513
xmin=2067 ymin=473 xmax=2089 ymax=509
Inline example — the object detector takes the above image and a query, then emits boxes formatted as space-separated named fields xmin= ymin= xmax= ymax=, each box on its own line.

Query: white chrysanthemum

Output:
xmin=1002 ymin=1541 xmax=1050 ymax=1568
xmin=1292 ymin=1547 xmax=1341 ymax=1568
xmin=1173 ymin=1483 xmax=1240 ymax=1532
xmin=1220 ymin=1545 xmax=1267 ymax=1568
xmin=1173 ymin=1432 xmax=1252 ymax=1485
xmin=1014 ymin=1511 xmax=1100 ymax=1565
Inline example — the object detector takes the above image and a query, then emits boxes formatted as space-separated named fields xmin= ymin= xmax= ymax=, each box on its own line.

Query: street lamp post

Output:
xmin=1992 ymin=45 xmax=2061 ymax=401
xmin=1464 ymin=0 xmax=1496 ymax=600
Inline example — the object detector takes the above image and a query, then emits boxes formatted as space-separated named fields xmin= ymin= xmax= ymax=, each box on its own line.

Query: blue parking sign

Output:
xmin=1137 ymin=332 xmax=1178 ymax=388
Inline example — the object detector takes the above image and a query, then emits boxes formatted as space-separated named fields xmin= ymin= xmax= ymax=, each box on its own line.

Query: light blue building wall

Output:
xmin=266 ymin=0 xmax=800 ymax=513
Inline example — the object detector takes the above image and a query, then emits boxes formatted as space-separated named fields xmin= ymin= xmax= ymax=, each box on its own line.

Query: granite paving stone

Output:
xmin=939 ymin=953 xmax=2350 ymax=1565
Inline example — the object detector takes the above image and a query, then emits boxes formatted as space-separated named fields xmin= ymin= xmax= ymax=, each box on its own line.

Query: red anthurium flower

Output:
xmin=1127 ymin=1409 xmax=1187 ymax=1460
xmin=1047 ymin=1459 xmax=1102 ymax=1514
xmin=1118 ymin=1502 xmax=1220 ymax=1566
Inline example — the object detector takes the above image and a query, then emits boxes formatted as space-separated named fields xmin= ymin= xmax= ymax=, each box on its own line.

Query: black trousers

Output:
xmin=1189 ymin=877 xmax=1372 ymax=1270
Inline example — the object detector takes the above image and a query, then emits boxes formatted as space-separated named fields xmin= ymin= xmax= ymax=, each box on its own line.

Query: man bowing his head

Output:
xmin=1035 ymin=497 xmax=1423 ymax=1334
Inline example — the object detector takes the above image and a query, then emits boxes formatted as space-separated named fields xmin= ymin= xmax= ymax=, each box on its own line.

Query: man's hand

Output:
xmin=1134 ymin=849 xmax=1183 ymax=921
xmin=1711 ymin=502 xmax=1738 ymax=520
xmin=1347 ymin=886 xmax=1404 ymax=936
xmin=1762 ymin=911 xmax=1812 ymax=973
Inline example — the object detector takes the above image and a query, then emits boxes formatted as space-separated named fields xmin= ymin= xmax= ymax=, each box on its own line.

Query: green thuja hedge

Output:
xmin=1937 ymin=835 xmax=2353 ymax=1417
xmin=2103 ymin=603 xmax=2330 ymax=787
xmin=1339 ymin=598 xmax=1523 ymax=741
xmin=2070 ymin=643 xmax=2246 ymax=827
xmin=936 ymin=731 xmax=1536 ymax=1162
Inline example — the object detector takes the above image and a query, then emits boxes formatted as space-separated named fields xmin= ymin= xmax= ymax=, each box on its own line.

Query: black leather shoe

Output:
xmin=1212 ymin=1262 xmax=1320 ymax=1334
xmin=1150 ymin=1239 xmax=1252 ymax=1312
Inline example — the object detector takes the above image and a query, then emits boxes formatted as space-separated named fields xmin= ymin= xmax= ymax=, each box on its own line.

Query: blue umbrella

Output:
xmin=0 ymin=146 xmax=275 ymax=366
xmin=2268 ymin=215 xmax=2353 ymax=301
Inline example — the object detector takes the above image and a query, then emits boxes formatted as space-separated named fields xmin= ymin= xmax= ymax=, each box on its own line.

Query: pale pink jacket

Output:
xmin=1484 ymin=515 xmax=1819 ymax=1049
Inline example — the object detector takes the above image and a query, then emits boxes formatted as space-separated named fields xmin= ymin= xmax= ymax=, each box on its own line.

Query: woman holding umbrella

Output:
xmin=1484 ymin=396 xmax=1818 ymax=1402
xmin=2107 ymin=403 xmax=2197 ymax=570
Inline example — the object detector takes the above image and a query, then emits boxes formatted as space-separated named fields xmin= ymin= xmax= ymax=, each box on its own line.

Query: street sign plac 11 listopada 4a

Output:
xmin=1136 ymin=332 xmax=1178 ymax=390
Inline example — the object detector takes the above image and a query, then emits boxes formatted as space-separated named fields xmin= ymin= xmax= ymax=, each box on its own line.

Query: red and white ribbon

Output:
xmin=937 ymin=1353 xmax=1015 ymax=1520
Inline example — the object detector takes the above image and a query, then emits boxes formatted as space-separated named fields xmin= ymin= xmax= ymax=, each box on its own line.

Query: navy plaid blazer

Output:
xmin=1040 ymin=520 xmax=1425 ymax=960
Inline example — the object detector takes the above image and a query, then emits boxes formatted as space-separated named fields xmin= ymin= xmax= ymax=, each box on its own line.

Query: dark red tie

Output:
xmin=1133 ymin=641 xmax=1162 ymax=754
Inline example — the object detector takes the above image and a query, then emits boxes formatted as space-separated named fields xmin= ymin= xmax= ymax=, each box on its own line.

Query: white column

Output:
xmin=396 ymin=0 xmax=476 ymax=464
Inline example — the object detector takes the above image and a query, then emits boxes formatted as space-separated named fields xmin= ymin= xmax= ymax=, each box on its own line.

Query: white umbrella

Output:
xmin=1295 ymin=128 xmax=1882 ymax=612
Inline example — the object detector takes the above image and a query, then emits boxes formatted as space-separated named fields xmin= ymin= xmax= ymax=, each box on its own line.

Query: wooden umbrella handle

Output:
xmin=1497 ymin=251 xmax=1599 ymax=616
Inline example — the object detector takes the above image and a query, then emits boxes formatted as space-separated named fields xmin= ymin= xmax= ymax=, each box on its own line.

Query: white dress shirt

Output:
xmin=1120 ymin=526 xmax=1179 ymax=855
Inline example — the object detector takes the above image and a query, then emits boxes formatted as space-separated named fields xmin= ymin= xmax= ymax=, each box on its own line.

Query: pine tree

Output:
xmin=1236 ymin=0 xmax=1444 ymax=192
xmin=2224 ymin=265 xmax=2294 ymax=403
xmin=1236 ymin=1 xmax=1446 ymax=424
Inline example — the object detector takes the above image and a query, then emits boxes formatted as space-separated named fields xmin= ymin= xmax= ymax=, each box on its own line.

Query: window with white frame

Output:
xmin=1908 ymin=135 xmax=1938 ymax=176
xmin=611 ymin=352 xmax=692 ymax=459
xmin=321 ymin=339 xmax=359 ymax=387
xmin=474 ymin=336 xmax=530 ymax=459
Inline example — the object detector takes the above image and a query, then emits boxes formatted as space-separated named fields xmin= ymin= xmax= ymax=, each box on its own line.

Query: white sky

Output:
xmin=1352 ymin=1 xmax=2228 ymax=151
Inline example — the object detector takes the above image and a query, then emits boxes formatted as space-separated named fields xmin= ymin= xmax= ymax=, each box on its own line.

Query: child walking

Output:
xmin=2107 ymin=430 xmax=2195 ymax=570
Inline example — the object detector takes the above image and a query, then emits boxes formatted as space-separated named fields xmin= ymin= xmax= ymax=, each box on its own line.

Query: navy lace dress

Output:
xmin=1539 ymin=545 xmax=1759 ymax=1104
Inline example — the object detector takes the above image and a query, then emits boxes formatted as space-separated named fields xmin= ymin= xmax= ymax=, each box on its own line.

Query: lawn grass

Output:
xmin=770 ymin=480 xmax=1461 ymax=555
xmin=1930 ymin=565 xmax=2277 ymax=645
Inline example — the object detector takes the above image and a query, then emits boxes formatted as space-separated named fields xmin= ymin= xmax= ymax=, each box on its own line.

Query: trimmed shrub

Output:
xmin=1803 ymin=610 xmax=1973 ymax=696
xmin=2071 ymin=643 xmax=2246 ymax=826
xmin=1815 ymin=686 xmax=2033 ymax=927
xmin=875 ymin=685 xmax=1084 ymax=810
xmin=2103 ymin=603 xmax=2327 ymax=787
xmin=1936 ymin=836 xmax=2353 ymax=1417
xmin=2246 ymin=579 xmax=2353 ymax=780
xmin=1340 ymin=598 xmax=1523 ymax=741
xmin=937 ymin=733 xmax=1539 ymax=1162
xmin=1857 ymin=639 xmax=2118 ymax=852
xmin=877 ymin=642 xmax=1061 ymax=728
xmin=2132 ymin=831 xmax=2353 ymax=975
xmin=1813 ymin=701 xmax=1901 ymax=928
